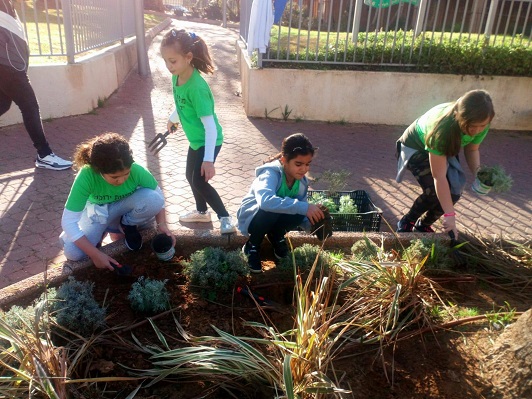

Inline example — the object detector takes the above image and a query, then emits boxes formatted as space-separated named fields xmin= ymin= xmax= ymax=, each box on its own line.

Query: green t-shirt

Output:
xmin=276 ymin=173 xmax=301 ymax=198
xmin=172 ymin=69 xmax=223 ymax=150
xmin=402 ymin=103 xmax=489 ymax=155
xmin=65 ymin=163 xmax=158 ymax=212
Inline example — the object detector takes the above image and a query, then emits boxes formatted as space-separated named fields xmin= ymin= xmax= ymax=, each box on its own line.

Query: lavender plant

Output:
xmin=128 ymin=277 xmax=170 ymax=315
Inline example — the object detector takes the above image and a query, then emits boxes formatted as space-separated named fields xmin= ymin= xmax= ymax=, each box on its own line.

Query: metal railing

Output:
xmin=241 ymin=0 xmax=531 ymax=67
xmin=17 ymin=0 xmax=135 ymax=63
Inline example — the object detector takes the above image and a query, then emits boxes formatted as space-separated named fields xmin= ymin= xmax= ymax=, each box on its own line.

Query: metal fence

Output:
xmin=241 ymin=0 xmax=531 ymax=67
xmin=162 ymin=0 xmax=240 ymax=21
xmin=17 ymin=0 xmax=135 ymax=63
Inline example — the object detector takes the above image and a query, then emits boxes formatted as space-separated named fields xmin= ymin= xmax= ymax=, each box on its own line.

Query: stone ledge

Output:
xmin=0 ymin=227 xmax=445 ymax=308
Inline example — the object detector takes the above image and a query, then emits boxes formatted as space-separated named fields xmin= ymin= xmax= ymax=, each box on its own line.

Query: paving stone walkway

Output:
xmin=1 ymin=19 xmax=530 ymax=291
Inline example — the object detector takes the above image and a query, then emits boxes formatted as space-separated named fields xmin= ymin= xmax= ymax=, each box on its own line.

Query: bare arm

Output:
xmin=429 ymin=152 xmax=458 ymax=236
xmin=464 ymin=143 xmax=481 ymax=175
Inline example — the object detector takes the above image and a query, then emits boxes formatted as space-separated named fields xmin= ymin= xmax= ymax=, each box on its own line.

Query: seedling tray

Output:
xmin=307 ymin=190 xmax=382 ymax=232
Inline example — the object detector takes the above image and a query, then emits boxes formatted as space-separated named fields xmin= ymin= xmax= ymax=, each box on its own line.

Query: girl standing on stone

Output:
xmin=160 ymin=28 xmax=235 ymax=235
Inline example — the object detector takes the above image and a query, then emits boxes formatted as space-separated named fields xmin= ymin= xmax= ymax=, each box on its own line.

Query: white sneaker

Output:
xmin=35 ymin=153 xmax=73 ymax=170
xmin=220 ymin=216 xmax=236 ymax=234
xmin=179 ymin=210 xmax=211 ymax=223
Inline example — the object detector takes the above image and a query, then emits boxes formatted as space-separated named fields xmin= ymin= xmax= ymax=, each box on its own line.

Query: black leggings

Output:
xmin=248 ymin=209 xmax=305 ymax=247
xmin=0 ymin=64 xmax=52 ymax=157
xmin=405 ymin=151 xmax=461 ymax=226
xmin=186 ymin=145 xmax=229 ymax=219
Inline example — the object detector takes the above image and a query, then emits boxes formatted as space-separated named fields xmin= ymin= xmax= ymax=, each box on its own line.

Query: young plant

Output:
xmin=308 ymin=192 xmax=337 ymax=213
xmin=402 ymin=237 xmax=454 ymax=270
xmin=281 ymin=104 xmax=292 ymax=121
xmin=476 ymin=164 xmax=513 ymax=193
xmin=181 ymin=247 xmax=250 ymax=300
xmin=128 ymin=277 xmax=170 ymax=315
xmin=50 ymin=277 xmax=106 ymax=336
xmin=279 ymin=243 xmax=335 ymax=272
xmin=351 ymin=238 xmax=380 ymax=262
xmin=338 ymin=194 xmax=358 ymax=213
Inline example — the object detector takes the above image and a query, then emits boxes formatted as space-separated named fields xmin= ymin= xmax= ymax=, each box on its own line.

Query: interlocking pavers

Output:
xmin=0 ymin=18 xmax=530 ymax=291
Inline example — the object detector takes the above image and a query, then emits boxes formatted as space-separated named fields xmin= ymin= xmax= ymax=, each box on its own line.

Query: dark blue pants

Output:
xmin=248 ymin=209 xmax=305 ymax=247
xmin=0 ymin=64 xmax=52 ymax=157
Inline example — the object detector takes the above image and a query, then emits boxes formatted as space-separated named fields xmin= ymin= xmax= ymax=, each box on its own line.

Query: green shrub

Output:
xmin=402 ymin=238 xmax=453 ymax=270
xmin=338 ymin=195 xmax=358 ymax=214
xmin=351 ymin=238 xmax=380 ymax=262
xmin=279 ymin=243 xmax=335 ymax=272
xmin=50 ymin=277 xmax=106 ymax=336
xmin=128 ymin=277 xmax=170 ymax=315
xmin=181 ymin=247 xmax=250 ymax=300
xmin=267 ymin=30 xmax=532 ymax=77
xmin=308 ymin=192 xmax=337 ymax=213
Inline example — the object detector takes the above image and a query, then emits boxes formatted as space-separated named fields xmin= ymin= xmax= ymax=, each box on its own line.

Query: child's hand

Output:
xmin=307 ymin=203 xmax=325 ymax=225
xmin=167 ymin=120 xmax=179 ymax=133
xmin=201 ymin=161 xmax=215 ymax=181
xmin=157 ymin=223 xmax=177 ymax=247
xmin=90 ymin=250 xmax=120 ymax=272
xmin=442 ymin=215 xmax=458 ymax=239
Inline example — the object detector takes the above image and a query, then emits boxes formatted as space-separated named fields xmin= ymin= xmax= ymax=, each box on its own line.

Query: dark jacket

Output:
xmin=0 ymin=0 xmax=29 ymax=71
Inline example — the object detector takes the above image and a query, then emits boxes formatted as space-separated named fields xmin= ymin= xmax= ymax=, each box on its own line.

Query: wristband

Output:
xmin=444 ymin=212 xmax=456 ymax=217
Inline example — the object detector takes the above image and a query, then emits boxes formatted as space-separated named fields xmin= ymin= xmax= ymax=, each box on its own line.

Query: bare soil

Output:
xmin=53 ymin=242 xmax=532 ymax=398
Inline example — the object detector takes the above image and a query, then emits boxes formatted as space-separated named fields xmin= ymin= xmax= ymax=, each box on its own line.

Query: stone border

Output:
xmin=0 ymin=228 xmax=440 ymax=308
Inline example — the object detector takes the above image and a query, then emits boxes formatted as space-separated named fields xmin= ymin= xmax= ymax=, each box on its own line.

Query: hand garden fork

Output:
xmin=148 ymin=125 xmax=177 ymax=155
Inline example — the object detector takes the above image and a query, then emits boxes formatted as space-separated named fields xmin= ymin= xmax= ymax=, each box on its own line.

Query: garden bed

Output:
xmin=1 ymin=231 xmax=531 ymax=399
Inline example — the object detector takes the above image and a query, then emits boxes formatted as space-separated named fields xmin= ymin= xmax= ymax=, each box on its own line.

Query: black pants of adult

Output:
xmin=248 ymin=209 xmax=305 ymax=247
xmin=405 ymin=150 xmax=461 ymax=226
xmin=0 ymin=64 xmax=52 ymax=157
xmin=186 ymin=145 xmax=229 ymax=219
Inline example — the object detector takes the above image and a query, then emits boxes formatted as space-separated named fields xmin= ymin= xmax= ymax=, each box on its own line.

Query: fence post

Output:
xmin=134 ymin=0 xmax=150 ymax=76
xmin=351 ymin=0 xmax=363 ymax=42
xmin=484 ymin=0 xmax=499 ymax=42
xmin=62 ymin=0 xmax=75 ymax=64
xmin=414 ymin=0 xmax=428 ymax=36
xmin=223 ymin=0 xmax=227 ymax=28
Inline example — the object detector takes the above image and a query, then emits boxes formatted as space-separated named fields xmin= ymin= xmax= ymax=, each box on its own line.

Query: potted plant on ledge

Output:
xmin=472 ymin=164 xmax=513 ymax=195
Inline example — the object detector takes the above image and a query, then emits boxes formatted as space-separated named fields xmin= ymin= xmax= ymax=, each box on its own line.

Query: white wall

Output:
xmin=238 ymin=42 xmax=532 ymax=131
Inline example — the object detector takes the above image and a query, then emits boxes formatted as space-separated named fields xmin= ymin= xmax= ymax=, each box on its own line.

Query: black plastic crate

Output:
xmin=307 ymin=190 xmax=382 ymax=232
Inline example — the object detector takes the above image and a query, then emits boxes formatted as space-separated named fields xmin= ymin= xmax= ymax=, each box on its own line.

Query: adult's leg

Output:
xmin=185 ymin=145 xmax=229 ymax=218
xmin=248 ymin=209 xmax=304 ymax=247
xmin=0 ymin=65 xmax=52 ymax=157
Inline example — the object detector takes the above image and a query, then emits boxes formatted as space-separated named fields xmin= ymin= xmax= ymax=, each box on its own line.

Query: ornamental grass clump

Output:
xmin=476 ymin=164 xmax=513 ymax=193
xmin=181 ymin=247 xmax=250 ymax=300
xmin=351 ymin=237 xmax=381 ymax=262
xmin=128 ymin=277 xmax=170 ymax=315
xmin=50 ymin=277 xmax=106 ymax=337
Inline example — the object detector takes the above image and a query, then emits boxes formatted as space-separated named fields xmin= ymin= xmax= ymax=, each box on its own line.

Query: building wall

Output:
xmin=238 ymin=42 xmax=532 ymax=130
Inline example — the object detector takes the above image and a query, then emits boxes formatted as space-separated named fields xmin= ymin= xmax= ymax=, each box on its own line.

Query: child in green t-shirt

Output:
xmin=159 ymin=29 xmax=235 ymax=235
xmin=236 ymin=133 xmax=328 ymax=273
xmin=60 ymin=133 xmax=174 ymax=271
xmin=396 ymin=89 xmax=495 ymax=238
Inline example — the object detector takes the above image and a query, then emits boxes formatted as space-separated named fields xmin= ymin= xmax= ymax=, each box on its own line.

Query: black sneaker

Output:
xmin=397 ymin=216 xmax=415 ymax=232
xmin=267 ymin=234 xmax=290 ymax=260
xmin=242 ymin=241 xmax=262 ymax=273
xmin=414 ymin=220 xmax=435 ymax=233
xmin=120 ymin=221 xmax=142 ymax=251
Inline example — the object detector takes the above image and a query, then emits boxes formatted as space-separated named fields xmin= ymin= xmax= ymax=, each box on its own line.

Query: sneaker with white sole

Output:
xmin=35 ymin=153 xmax=73 ymax=170
xmin=219 ymin=216 xmax=236 ymax=234
xmin=179 ymin=210 xmax=211 ymax=223
xmin=242 ymin=241 xmax=262 ymax=273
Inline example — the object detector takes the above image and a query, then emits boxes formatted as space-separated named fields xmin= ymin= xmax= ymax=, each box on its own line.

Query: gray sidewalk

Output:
xmin=1 ymin=19 xmax=530 ymax=291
